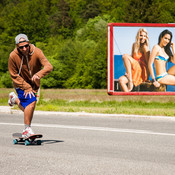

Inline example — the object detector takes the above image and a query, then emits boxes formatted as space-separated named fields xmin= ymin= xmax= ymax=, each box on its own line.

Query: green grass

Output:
xmin=36 ymin=99 xmax=175 ymax=116
xmin=1 ymin=88 xmax=175 ymax=116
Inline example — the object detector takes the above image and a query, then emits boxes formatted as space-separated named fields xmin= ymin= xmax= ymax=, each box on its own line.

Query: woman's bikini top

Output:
xmin=155 ymin=55 xmax=169 ymax=62
xmin=155 ymin=46 xmax=169 ymax=62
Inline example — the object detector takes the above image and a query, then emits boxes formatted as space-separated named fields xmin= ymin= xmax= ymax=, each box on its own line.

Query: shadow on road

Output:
xmin=41 ymin=140 xmax=64 ymax=144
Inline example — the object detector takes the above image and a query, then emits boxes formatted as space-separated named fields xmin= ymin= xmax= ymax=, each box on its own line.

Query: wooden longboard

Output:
xmin=12 ymin=133 xmax=43 ymax=146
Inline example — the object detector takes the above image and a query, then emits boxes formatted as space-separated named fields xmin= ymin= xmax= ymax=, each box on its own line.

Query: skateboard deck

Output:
xmin=12 ymin=133 xmax=43 ymax=146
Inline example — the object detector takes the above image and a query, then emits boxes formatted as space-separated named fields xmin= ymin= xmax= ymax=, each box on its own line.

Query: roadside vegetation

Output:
xmin=1 ymin=1 xmax=175 ymax=116
xmin=1 ymin=88 xmax=175 ymax=117
xmin=1 ymin=0 xmax=175 ymax=89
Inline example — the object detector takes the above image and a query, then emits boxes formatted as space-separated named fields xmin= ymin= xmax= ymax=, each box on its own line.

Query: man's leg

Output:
xmin=24 ymin=101 xmax=36 ymax=126
xmin=9 ymin=89 xmax=37 ymax=137
xmin=22 ymin=101 xmax=36 ymax=138
xmin=15 ymin=98 xmax=24 ymax=111
xmin=8 ymin=91 xmax=24 ymax=111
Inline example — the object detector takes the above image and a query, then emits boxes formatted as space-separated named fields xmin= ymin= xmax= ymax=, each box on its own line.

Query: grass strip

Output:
xmin=35 ymin=99 xmax=175 ymax=116
xmin=1 ymin=88 xmax=175 ymax=117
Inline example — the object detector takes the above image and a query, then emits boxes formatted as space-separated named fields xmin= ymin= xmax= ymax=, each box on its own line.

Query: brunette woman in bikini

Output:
xmin=119 ymin=28 xmax=150 ymax=92
xmin=148 ymin=30 xmax=175 ymax=88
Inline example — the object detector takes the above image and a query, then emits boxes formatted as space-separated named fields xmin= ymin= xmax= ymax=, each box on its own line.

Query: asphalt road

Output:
xmin=0 ymin=108 xmax=175 ymax=175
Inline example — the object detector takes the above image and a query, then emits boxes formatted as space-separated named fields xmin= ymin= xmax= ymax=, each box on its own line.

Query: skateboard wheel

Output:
xmin=37 ymin=140 xmax=41 ymax=145
xmin=13 ymin=139 xmax=18 ymax=144
xmin=25 ymin=140 xmax=30 ymax=146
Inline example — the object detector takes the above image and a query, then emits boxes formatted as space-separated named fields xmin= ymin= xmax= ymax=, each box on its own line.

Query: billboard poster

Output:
xmin=107 ymin=23 xmax=175 ymax=95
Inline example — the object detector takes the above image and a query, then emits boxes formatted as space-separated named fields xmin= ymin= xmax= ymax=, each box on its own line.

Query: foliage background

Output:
xmin=0 ymin=0 xmax=175 ymax=89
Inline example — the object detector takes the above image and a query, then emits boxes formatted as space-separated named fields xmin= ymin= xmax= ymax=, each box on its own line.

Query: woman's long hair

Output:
xmin=133 ymin=28 xmax=149 ymax=55
xmin=158 ymin=29 xmax=173 ymax=58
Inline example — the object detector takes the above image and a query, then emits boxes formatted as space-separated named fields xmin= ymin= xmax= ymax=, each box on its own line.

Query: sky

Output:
xmin=113 ymin=26 xmax=175 ymax=55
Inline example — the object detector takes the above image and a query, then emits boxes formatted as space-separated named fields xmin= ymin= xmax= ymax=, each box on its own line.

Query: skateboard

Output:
xmin=12 ymin=133 xmax=43 ymax=146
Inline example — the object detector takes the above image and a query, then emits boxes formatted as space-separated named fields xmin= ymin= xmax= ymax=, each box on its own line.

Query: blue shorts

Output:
xmin=15 ymin=88 xmax=37 ymax=109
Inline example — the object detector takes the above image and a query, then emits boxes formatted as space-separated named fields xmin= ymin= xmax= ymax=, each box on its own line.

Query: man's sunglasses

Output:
xmin=18 ymin=44 xmax=29 ymax=49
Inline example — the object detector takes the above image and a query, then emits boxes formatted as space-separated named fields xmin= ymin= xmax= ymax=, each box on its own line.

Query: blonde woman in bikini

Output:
xmin=148 ymin=30 xmax=175 ymax=88
xmin=119 ymin=28 xmax=150 ymax=92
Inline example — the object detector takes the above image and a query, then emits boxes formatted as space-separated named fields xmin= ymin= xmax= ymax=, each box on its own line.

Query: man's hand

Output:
xmin=24 ymin=91 xmax=35 ymax=99
xmin=32 ymin=74 xmax=40 ymax=87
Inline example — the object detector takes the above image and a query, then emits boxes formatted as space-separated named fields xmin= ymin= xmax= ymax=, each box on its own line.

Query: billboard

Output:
xmin=107 ymin=23 xmax=175 ymax=95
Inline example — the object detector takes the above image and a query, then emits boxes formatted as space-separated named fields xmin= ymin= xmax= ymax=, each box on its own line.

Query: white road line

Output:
xmin=0 ymin=122 xmax=175 ymax=136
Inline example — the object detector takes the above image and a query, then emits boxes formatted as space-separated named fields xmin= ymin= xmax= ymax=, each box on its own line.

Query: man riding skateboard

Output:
xmin=8 ymin=34 xmax=53 ymax=138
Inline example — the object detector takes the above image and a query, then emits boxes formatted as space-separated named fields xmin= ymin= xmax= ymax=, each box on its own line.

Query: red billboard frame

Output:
xmin=107 ymin=23 xmax=175 ymax=96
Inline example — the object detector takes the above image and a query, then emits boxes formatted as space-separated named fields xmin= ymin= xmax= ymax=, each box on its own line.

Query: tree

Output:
xmin=64 ymin=16 xmax=109 ymax=88
xmin=146 ymin=0 xmax=175 ymax=23
xmin=1 ymin=0 xmax=175 ymax=89
xmin=0 ymin=0 xmax=49 ymax=43
xmin=81 ymin=1 xmax=101 ymax=21
xmin=123 ymin=0 xmax=175 ymax=23
xmin=49 ymin=0 xmax=74 ymax=38
xmin=124 ymin=0 xmax=153 ymax=23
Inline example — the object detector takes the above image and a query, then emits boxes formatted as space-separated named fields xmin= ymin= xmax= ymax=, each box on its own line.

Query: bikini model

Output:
xmin=155 ymin=55 xmax=169 ymax=81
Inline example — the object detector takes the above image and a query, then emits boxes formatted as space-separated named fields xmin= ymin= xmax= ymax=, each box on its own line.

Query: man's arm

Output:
xmin=8 ymin=56 xmax=32 ymax=92
xmin=34 ymin=49 xmax=53 ymax=79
